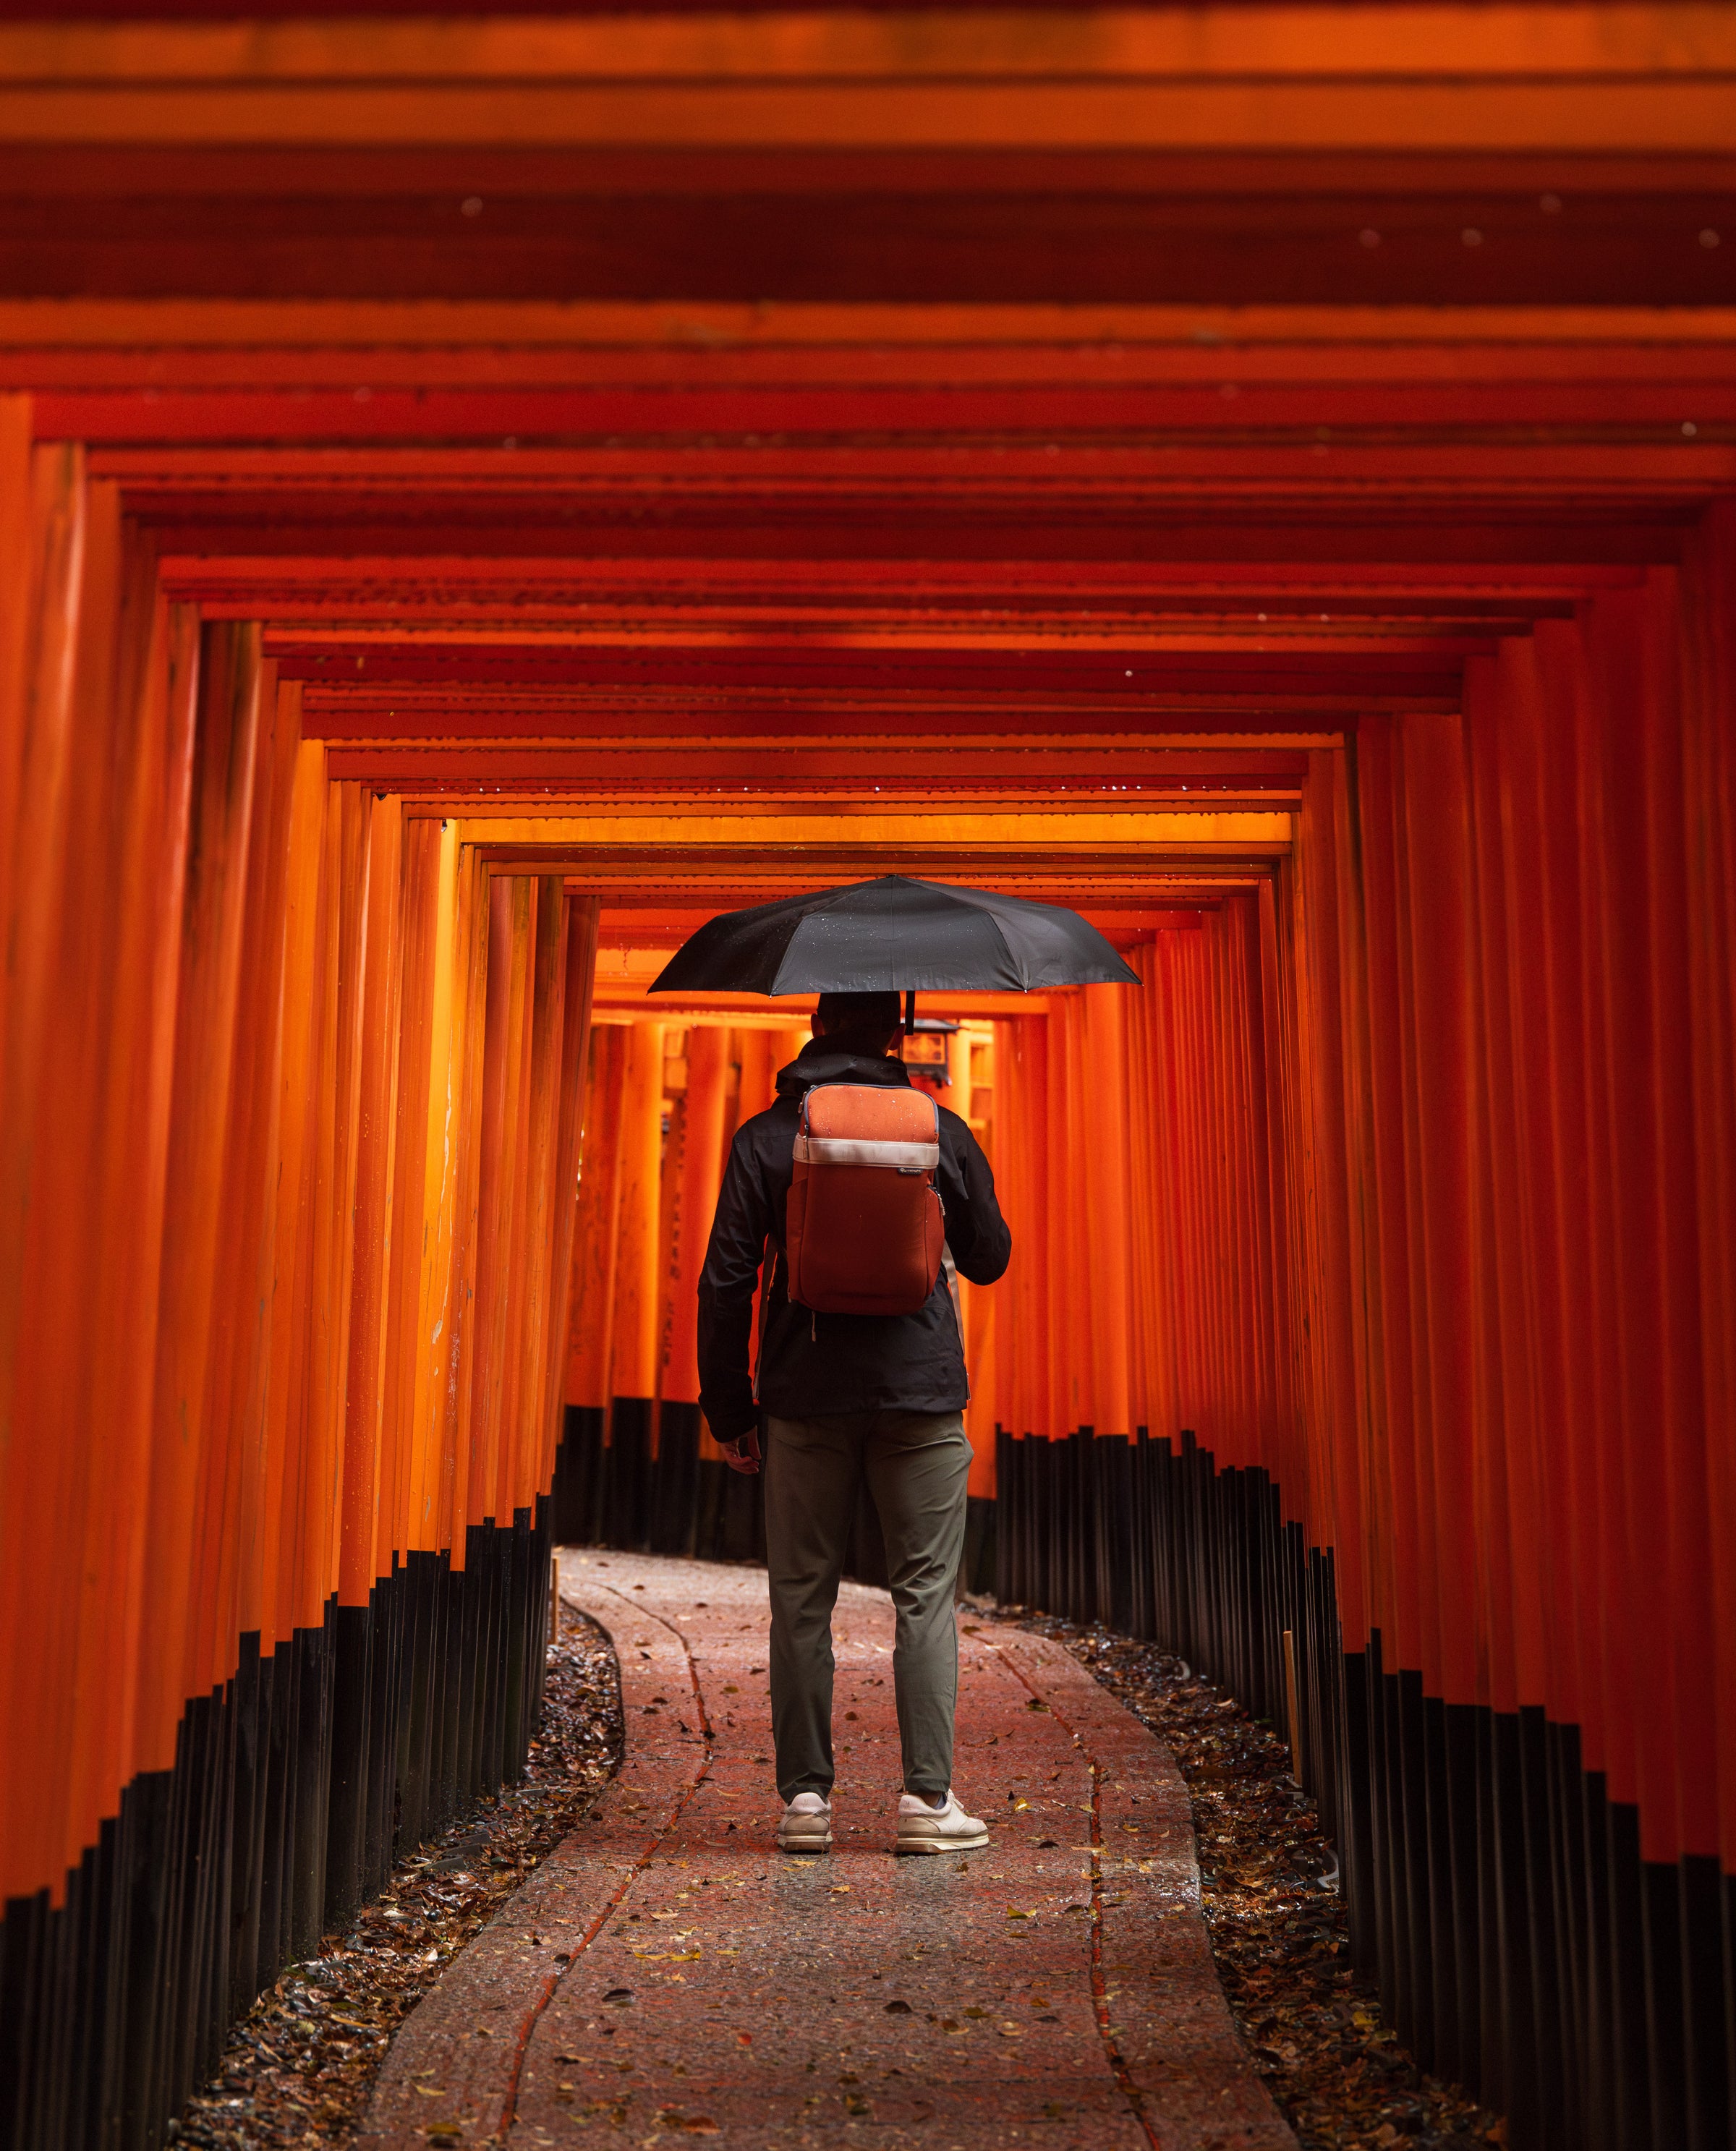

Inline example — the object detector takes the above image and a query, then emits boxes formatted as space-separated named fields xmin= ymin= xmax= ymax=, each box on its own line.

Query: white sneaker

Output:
xmin=895 ymin=1789 xmax=989 ymax=1854
xmin=776 ymin=1790 xmax=833 ymax=1853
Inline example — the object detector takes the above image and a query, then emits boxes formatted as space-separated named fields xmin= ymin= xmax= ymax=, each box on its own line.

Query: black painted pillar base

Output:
xmin=0 ymin=1500 xmax=553 ymax=2151
xmin=990 ymin=1428 xmax=1733 ymax=2151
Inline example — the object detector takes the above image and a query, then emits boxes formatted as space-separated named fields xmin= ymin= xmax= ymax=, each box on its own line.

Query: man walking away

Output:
xmin=697 ymin=989 xmax=1012 ymax=1854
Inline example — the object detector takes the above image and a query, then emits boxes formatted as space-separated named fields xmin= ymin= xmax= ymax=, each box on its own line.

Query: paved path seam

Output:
xmin=982 ymin=1629 xmax=1293 ymax=2150
xmin=359 ymin=1552 xmax=1294 ymax=2151
xmin=981 ymin=1635 xmax=1162 ymax=2149
xmin=493 ymin=1581 xmax=718 ymax=2143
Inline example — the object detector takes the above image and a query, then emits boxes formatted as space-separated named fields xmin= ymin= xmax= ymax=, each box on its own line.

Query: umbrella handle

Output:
xmin=904 ymin=989 xmax=916 ymax=1036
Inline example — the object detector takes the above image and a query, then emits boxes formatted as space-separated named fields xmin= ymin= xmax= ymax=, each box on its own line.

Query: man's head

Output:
xmin=811 ymin=989 xmax=903 ymax=1056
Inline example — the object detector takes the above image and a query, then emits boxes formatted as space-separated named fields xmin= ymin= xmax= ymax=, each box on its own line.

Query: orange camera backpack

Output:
xmin=785 ymin=1084 xmax=945 ymax=1316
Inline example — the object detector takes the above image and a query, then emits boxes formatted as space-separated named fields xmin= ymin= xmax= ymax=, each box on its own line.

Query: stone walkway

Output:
xmin=357 ymin=1551 xmax=1293 ymax=2151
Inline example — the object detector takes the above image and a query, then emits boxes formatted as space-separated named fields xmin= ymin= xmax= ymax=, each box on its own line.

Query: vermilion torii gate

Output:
xmin=0 ymin=10 xmax=1732 ymax=2150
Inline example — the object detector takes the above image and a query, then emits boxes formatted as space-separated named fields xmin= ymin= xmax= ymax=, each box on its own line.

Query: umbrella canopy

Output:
xmin=649 ymin=875 xmax=1139 ymax=996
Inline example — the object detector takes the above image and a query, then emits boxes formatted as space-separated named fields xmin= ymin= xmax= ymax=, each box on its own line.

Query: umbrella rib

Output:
xmin=651 ymin=872 xmax=1137 ymax=995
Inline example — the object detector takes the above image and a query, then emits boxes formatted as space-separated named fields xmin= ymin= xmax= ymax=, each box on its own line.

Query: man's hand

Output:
xmin=720 ymin=1429 xmax=762 ymax=1476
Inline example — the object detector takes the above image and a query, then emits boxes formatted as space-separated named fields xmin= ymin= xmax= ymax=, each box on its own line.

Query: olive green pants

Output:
xmin=763 ymin=1408 xmax=971 ymax=1803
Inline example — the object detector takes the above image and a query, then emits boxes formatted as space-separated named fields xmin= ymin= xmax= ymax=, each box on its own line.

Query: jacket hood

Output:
xmin=774 ymin=1039 xmax=912 ymax=1099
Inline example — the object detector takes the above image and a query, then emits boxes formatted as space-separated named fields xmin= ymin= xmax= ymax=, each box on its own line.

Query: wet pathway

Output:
xmin=357 ymin=1551 xmax=1293 ymax=2151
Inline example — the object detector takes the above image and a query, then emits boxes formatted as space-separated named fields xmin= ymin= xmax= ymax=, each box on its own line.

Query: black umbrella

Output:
xmin=648 ymin=875 xmax=1139 ymax=999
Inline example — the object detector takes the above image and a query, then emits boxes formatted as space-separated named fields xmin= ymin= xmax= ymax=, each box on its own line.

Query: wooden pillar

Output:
xmin=566 ymin=1024 xmax=627 ymax=1414
xmin=380 ymin=815 xmax=443 ymax=1564
xmin=1081 ymin=983 xmax=1133 ymax=1439
xmin=1 ymin=440 xmax=103 ymax=1899
xmin=609 ymin=1021 xmax=665 ymax=1409
xmin=341 ymin=794 xmax=405 ymax=1604
xmin=508 ymin=877 xmax=585 ymax=1521
xmin=541 ymin=896 xmax=600 ymax=1462
xmin=663 ymin=1023 xmax=731 ymax=1412
xmin=955 ymin=1029 xmax=997 ymax=1496
xmin=139 ymin=621 xmax=270 ymax=1763
xmin=66 ymin=553 xmax=203 ymax=1886
xmin=201 ymin=668 xmax=296 ymax=1687
xmin=469 ymin=874 xmax=537 ymax=1528
xmin=658 ymin=1023 xmax=727 ymax=1462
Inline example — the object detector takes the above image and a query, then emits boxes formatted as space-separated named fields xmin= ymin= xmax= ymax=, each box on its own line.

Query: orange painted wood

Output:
xmin=184 ymin=660 xmax=289 ymax=1691
xmin=398 ymin=827 xmax=487 ymax=1562
xmin=259 ymin=738 xmax=333 ymax=1644
xmin=1286 ymin=749 xmax=1371 ymax=1654
xmin=731 ymin=1028 xmax=778 ymax=1133
xmin=662 ymin=1024 xmax=731 ymax=1411
xmin=26 ymin=481 xmax=140 ymax=1882
xmin=342 ymin=793 xmax=405 ymax=1604
xmin=138 ymin=622 xmax=268 ymax=1765
xmin=542 ymin=894 xmax=601 ymax=1473
xmin=318 ymin=783 xmax=375 ymax=1601
xmin=0 ymin=441 xmax=85 ymax=1901
xmin=566 ymin=1024 xmax=627 ymax=1414
xmin=441 ymin=838 xmax=493 ymax=1564
xmin=1678 ymin=508 xmax=1736 ymax=1870
xmin=224 ymin=676 xmax=300 ymax=1656
xmin=25 ymin=478 xmax=126 ymax=1883
xmin=469 ymin=873 xmax=532 ymax=1526
xmin=381 ymin=814 xmax=443 ymax=1562
xmin=69 ymin=564 xmax=200 ymax=1878
xmin=610 ymin=1021 xmax=665 ymax=1407
xmin=7 ymin=27 xmax=1736 ymax=1912
xmin=495 ymin=871 xmax=564 ymax=1522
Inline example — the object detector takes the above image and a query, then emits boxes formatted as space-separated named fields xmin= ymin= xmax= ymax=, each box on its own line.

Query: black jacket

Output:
xmin=696 ymin=1041 xmax=1012 ymax=1442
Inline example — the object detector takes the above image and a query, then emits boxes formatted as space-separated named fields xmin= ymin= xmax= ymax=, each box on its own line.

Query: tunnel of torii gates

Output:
xmin=1 ymin=6 xmax=1736 ymax=2150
